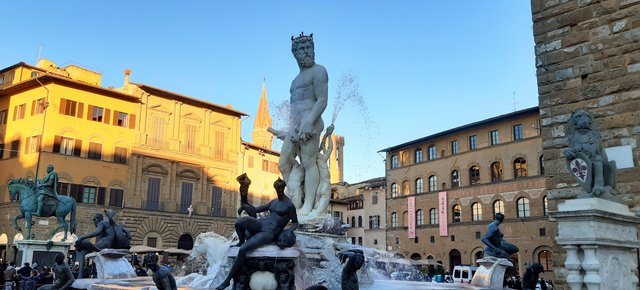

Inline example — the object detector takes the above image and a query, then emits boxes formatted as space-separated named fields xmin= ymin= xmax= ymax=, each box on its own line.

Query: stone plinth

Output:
xmin=550 ymin=198 xmax=640 ymax=290
xmin=86 ymin=249 xmax=137 ymax=279
xmin=226 ymin=245 xmax=311 ymax=290
xmin=470 ymin=256 xmax=512 ymax=288
xmin=15 ymin=240 xmax=71 ymax=267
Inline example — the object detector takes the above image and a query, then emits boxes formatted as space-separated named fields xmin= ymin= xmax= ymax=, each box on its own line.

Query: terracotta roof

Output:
xmin=241 ymin=141 xmax=280 ymax=156
xmin=379 ymin=106 xmax=540 ymax=152
xmin=0 ymin=73 xmax=141 ymax=102
xmin=133 ymin=83 xmax=247 ymax=117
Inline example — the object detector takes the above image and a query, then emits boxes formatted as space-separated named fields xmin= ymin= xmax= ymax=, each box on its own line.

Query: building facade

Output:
xmin=0 ymin=60 xmax=252 ymax=260
xmin=381 ymin=107 xmax=555 ymax=279
xmin=336 ymin=177 xmax=387 ymax=250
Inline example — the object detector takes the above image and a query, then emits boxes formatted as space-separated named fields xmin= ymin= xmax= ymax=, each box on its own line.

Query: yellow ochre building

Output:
xmin=0 ymin=59 xmax=295 ymax=261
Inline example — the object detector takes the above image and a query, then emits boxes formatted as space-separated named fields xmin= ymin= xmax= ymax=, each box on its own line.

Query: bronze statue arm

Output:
xmin=78 ymin=222 xmax=106 ymax=241
xmin=255 ymin=201 xmax=271 ymax=213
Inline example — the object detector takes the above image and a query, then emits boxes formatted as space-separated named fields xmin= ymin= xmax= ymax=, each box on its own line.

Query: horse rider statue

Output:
xmin=36 ymin=164 xmax=61 ymax=216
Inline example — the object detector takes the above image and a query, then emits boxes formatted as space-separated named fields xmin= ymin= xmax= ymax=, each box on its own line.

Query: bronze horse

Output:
xmin=7 ymin=178 xmax=77 ymax=240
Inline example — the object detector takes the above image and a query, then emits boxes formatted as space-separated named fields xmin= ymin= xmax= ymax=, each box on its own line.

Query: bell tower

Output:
xmin=252 ymin=81 xmax=273 ymax=149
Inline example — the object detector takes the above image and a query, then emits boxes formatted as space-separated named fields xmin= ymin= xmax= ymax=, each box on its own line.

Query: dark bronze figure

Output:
xmin=481 ymin=213 xmax=519 ymax=259
xmin=522 ymin=262 xmax=544 ymax=290
xmin=74 ymin=210 xmax=131 ymax=278
xmin=37 ymin=252 xmax=74 ymax=290
xmin=215 ymin=177 xmax=299 ymax=290
xmin=144 ymin=254 xmax=177 ymax=290
xmin=338 ymin=249 xmax=365 ymax=290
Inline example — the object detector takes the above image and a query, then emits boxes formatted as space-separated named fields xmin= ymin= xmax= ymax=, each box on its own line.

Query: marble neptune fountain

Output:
xmin=68 ymin=33 xmax=537 ymax=290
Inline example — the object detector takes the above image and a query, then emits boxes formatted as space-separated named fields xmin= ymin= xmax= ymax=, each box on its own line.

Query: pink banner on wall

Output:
xmin=408 ymin=196 xmax=415 ymax=239
xmin=438 ymin=191 xmax=448 ymax=236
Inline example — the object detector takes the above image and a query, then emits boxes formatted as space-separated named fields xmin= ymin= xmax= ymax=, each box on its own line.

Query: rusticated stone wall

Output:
xmin=531 ymin=0 xmax=640 ymax=287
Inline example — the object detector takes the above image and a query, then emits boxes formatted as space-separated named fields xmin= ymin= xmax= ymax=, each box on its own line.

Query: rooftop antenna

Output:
xmin=512 ymin=92 xmax=517 ymax=112
xmin=38 ymin=45 xmax=43 ymax=60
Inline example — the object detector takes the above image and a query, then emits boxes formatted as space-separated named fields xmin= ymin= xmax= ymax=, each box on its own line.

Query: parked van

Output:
xmin=452 ymin=265 xmax=478 ymax=283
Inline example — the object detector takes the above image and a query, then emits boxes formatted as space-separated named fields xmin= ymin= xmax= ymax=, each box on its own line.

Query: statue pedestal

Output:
xmin=226 ymin=245 xmax=311 ymax=290
xmin=86 ymin=249 xmax=137 ymax=279
xmin=470 ymin=256 xmax=512 ymax=288
xmin=15 ymin=240 xmax=71 ymax=267
xmin=550 ymin=198 xmax=640 ymax=290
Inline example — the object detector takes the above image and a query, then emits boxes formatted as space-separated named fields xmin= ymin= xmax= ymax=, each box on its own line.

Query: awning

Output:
xmin=129 ymin=245 xmax=163 ymax=254
xmin=163 ymin=248 xmax=191 ymax=255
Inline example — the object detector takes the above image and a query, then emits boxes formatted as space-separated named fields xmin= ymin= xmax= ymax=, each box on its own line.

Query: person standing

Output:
xmin=4 ymin=262 xmax=16 ymax=290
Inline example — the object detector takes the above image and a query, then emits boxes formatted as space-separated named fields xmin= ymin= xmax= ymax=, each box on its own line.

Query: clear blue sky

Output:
xmin=1 ymin=1 xmax=538 ymax=183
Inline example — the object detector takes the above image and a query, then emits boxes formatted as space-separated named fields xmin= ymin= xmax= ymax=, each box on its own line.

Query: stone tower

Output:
xmin=330 ymin=134 xmax=345 ymax=183
xmin=252 ymin=81 xmax=273 ymax=149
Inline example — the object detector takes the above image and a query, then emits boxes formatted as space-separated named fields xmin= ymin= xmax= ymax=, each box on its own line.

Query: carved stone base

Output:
xmin=470 ymin=256 xmax=513 ymax=288
xmin=551 ymin=198 xmax=640 ymax=290
xmin=86 ymin=249 xmax=137 ymax=279
xmin=226 ymin=245 xmax=311 ymax=290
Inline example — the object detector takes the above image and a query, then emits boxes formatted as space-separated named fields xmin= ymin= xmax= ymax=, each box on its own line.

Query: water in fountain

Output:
xmin=174 ymin=232 xmax=232 ymax=288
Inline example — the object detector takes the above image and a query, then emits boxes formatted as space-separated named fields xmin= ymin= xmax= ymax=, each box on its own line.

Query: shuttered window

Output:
xmin=146 ymin=177 xmax=161 ymax=211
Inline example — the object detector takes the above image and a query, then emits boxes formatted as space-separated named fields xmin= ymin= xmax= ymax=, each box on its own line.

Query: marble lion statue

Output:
xmin=563 ymin=109 xmax=617 ymax=199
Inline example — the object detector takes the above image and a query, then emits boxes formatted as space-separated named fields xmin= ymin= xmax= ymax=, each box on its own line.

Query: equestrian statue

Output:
xmin=7 ymin=164 xmax=77 ymax=240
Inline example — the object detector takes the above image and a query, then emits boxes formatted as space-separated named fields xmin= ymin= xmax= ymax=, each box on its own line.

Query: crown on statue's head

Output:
xmin=291 ymin=32 xmax=313 ymax=44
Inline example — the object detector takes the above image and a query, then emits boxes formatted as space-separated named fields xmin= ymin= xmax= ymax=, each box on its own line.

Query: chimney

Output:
xmin=124 ymin=69 xmax=131 ymax=86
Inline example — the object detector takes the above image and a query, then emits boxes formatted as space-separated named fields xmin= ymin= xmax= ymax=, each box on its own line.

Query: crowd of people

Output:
xmin=1 ymin=262 xmax=55 ymax=290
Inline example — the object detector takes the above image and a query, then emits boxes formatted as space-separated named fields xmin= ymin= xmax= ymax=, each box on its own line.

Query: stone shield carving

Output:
xmin=566 ymin=152 xmax=592 ymax=191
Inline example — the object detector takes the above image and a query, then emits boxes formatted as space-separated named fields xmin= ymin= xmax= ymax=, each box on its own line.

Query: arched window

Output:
xmin=402 ymin=211 xmax=409 ymax=227
xmin=451 ymin=170 xmax=460 ymax=187
xmin=402 ymin=181 xmax=410 ymax=195
xmin=469 ymin=165 xmax=480 ymax=185
xmin=472 ymin=202 xmax=483 ymax=221
xmin=429 ymin=208 xmax=438 ymax=224
xmin=428 ymin=175 xmax=438 ymax=191
xmin=410 ymin=253 xmax=422 ymax=260
xmin=540 ymin=155 xmax=545 ymax=175
xmin=493 ymin=200 xmax=505 ymax=216
xmin=390 ymin=154 xmax=398 ymax=169
xmin=351 ymin=216 xmax=356 ymax=227
xmin=391 ymin=212 xmax=398 ymax=227
xmin=543 ymin=195 xmax=548 ymax=216
xmin=538 ymin=250 xmax=553 ymax=271
xmin=415 ymin=178 xmax=424 ymax=193
xmin=177 ymin=234 xmax=194 ymax=250
xmin=453 ymin=204 xmax=461 ymax=223
xmin=428 ymin=145 xmax=437 ymax=160
xmin=490 ymin=161 xmax=502 ymax=182
xmin=514 ymin=157 xmax=528 ymax=178
xmin=358 ymin=216 xmax=362 ymax=227
xmin=416 ymin=209 xmax=424 ymax=226
xmin=517 ymin=197 xmax=531 ymax=217
xmin=415 ymin=148 xmax=423 ymax=163
xmin=391 ymin=183 xmax=398 ymax=197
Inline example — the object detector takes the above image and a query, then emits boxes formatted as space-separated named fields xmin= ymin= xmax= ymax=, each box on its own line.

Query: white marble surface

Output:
xmin=87 ymin=250 xmax=137 ymax=279
xmin=557 ymin=198 xmax=633 ymax=216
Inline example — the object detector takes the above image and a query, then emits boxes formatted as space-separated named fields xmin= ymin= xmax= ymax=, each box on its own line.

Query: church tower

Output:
xmin=252 ymin=81 xmax=273 ymax=149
